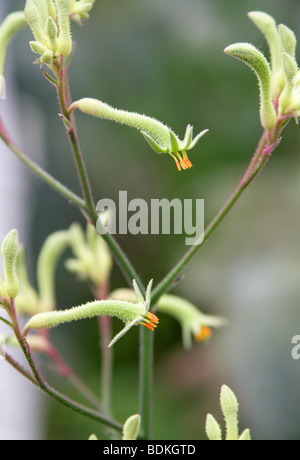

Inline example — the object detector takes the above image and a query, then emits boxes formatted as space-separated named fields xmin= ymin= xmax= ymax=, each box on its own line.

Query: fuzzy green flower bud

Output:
xmin=205 ymin=414 xmax=222 ymax=441
xmin=25 ymin=0 xmax=46 ymax=44
xmin=15 ymin=246 xmax=39 ymax=315
xmin=0 ymin=11 xmax=26 ymax=97
xmin=55 ymin=0 xmax=73 ymax=57
xmin=248 ymin=11 xmax=283 ymax=98
xmin=37 ymin=230 xmax=69 ymax=312
xmin=1 ymin=230 xmax=19 ymax=300
xmin=29 ymin=40 xmax=48 ymax=55
xmin=45 ymin=16 xmax=58 ymax=53
xmin=122 ymin=414 xmax=141 ymax=441
xmin=220 ymin=385 xmax=239 ymax=441
xmin=278 ymin=52 xmax=298 ymax=115
xmin=23 ymin=280 xmax=158 ymax=347
xmin=70 ymin=98 xmax=208 ymax=171
xmin=206 ymin=385 xmax=251 ymax=441
xmin=278 ymin=24 xmax=297 ymax=59
xmin=32 ymin=0 xmax=49 ymax=25
xmin=224 ymin=43 xmax=277 ymax=132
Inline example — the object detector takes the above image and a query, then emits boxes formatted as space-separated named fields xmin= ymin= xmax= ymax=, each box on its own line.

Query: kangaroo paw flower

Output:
xmin=70 ymin=98 xmax=208 ymax=171
xmin=23 ymin=280 xmax=157 ymax=347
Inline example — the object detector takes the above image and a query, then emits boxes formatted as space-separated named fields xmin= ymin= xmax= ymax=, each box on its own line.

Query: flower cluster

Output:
xmin=25 ymin=0 xmax=95 ymax=66
xmin=224 ymin=11 xmax=300 ymax=132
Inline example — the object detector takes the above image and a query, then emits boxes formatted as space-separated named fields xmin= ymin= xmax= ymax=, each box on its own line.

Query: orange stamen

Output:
xmin=139 ymin=312 xmax=159 ymax=331
xmin=194 ymin=326 xmax=213 ymax=342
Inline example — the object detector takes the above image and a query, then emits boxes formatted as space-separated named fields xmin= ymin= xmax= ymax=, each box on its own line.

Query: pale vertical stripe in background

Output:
xmin=0 ymin=3 xmax=44 ymax=440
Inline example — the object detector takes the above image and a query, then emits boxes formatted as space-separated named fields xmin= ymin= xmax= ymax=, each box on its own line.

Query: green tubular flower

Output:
xmin=0 ymin=11 xmax=26 ymax=97
xmin=23 ymin=280 xmax=159 ymax=347
xmin=70 ymin=98 xmax=209 ymax=171
xmin=110 ymin=288 xmax=225 ymax=349
xmin=248 ymin=11 xmax=282 ymax=98
xmin=37 ymin=230 xmax=69 ymax=312
xmin=224 ymin=43 xmax=277 ymax=131
xmin=66 ymin=223 xmax=112 ymax=287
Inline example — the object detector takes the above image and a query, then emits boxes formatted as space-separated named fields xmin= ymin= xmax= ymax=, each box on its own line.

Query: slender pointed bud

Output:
xmin=239 ymin=429 xmax=251 ymax=441
xmin=0 ymin=12 xmax=26 ymax=97
xmin=37 ymin=231 xmax=69 ymax=312
xmin=224 ymin=43 xmax=277 ymax=131
xmin=278 ymin=52 xmax=298 ymax=115
xmin=55 ymin=0 xmax=73 ymax=57
xmin=1 ymin=230 xmax=19 ymax=300
xmin=25 ymin=0 xmax=46 ymax=44
xmin=122 ymin=414 xmax=141 ymax=440
xmin=220 ymin=385 xmax=239 ymax=441
xmin=278 ymin=24 xmax=297 ymax=58
xmin=205 ymin=414 xmax=222 ymax=441
xmin=29 ymin=40 xmax=48 ymax=55
xmin=46 ymin=16 xmax=58 ymax=53
xmin=15 ymin=246 xmax=39 ymax=315
xmin=248 ymin=11 xmax=282 ymax=97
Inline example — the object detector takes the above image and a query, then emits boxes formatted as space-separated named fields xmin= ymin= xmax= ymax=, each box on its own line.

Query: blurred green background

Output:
xmin=3 ymin=0 xmax=300 ymax=440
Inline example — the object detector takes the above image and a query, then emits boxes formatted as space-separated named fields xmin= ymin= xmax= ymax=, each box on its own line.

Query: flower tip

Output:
xmin=194 ymin=326 xmax=213 ymax=342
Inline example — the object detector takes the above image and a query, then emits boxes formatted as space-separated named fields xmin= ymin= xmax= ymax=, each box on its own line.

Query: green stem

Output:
xmin=139 ymin=328 xmax=153 ymax=440
xmin=8 ymin=300 xmax=122 ymax=432
xmin=0 ymin=123 xmax=87 ymax=212
xmin=151 ymin=127 xmax=282 ymax=305
xmin=54 ymin=60 xmax=95 ymax=217
xmin=95 ymin=283 xmax=113 ymax=416
xmin=54 ymin=61 xmax=144 ymax=288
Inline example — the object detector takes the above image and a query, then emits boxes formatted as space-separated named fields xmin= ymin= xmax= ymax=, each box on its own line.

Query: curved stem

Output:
xmin=8 ymin=299 xmax=122 ymax=432
xmin=151 ymin=127 xmax=282 ymax=305
xmin=0 ymin=120 xmax=87 ymax=212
